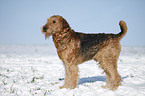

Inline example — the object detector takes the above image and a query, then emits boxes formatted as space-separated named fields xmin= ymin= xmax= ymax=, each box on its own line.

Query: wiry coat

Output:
xmin=42 ymin=15 xmax=127 ymax=90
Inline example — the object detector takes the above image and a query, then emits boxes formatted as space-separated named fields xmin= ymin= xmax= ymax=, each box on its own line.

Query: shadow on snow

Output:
xmin=78 ymin=75 xmax=129 ymax=85
xmin=59 ymin=75 xmax=129 ymax=85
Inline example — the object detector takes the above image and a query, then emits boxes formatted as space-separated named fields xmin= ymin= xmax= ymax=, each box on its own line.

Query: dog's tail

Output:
xmin=116 ymin=20 xmax=127 ymax=41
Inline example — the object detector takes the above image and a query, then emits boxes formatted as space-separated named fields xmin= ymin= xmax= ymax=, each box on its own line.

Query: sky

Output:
xmin=0 ymin=0 xmax=145 ymax=46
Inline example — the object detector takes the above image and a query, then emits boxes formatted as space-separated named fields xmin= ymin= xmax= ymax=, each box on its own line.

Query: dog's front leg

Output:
xmin=60 ymin=64 xmax=70 ymax=89
xmin=60 ymin=63 xmax=79 ymax=89
xmin=68 ymin=64 xmax=79 ymax=89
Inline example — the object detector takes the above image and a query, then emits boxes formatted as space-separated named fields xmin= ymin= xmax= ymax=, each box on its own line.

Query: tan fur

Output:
xmin=41 ymin=15 xmax=127 ymax=90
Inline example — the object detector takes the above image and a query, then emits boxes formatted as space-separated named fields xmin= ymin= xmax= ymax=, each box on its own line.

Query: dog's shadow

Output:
xmin=78 ymin=76 xmax=105 ymax=85
xmin=59 ymin=75 xmax=129 ymax=85
xmin=78 ymin=75 xmax=129 ymax=85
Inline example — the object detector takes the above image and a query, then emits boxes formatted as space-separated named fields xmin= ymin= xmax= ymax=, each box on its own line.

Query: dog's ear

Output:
xmin=62 ymin=18 xmax=69 ymax=29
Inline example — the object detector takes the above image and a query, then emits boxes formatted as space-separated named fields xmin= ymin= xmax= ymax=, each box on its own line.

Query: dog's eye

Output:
xmin=53 ymin=20 xmax=56 ymax=24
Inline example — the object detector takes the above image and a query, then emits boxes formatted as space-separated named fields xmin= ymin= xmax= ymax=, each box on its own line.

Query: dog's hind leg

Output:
xmin=94 ymin=43 xmax=121 ymax=90
xmin=102 ymin=70 xmax=112 ymax=89
xmin=101 ymin=58 xmax=121 ymax=90
xmin=103 ymin=45 xmax=121 ymax=90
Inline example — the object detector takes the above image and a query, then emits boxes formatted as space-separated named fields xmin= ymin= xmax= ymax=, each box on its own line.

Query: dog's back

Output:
xmin=76 ymin=21 xmax=127 ymax=61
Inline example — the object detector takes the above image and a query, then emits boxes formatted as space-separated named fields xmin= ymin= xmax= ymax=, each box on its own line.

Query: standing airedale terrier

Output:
xmin=41 ymin=15 xmax=127 ymax=90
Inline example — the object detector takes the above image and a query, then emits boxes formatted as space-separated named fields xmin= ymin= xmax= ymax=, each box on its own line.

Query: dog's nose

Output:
xmin=43 ymin=27 xmax=47 ymax=32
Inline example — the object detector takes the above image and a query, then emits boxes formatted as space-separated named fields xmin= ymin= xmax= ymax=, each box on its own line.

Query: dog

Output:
xmin=41 ymin=15 xmax=127 ymax=90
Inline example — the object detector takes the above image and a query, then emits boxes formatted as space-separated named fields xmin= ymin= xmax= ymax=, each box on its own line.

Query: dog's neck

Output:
xmin=52 ymin=27 xmax=75 ymax=51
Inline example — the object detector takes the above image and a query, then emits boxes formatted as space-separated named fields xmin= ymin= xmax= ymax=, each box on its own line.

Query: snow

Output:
xmin=0 ymin=45 xmax=145 ymax=96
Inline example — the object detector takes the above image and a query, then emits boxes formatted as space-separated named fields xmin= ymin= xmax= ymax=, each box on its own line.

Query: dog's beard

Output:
xmin=45 ymin=33 xmax=51 ymax=40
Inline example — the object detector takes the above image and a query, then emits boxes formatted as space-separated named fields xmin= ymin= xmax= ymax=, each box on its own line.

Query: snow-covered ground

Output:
xmin=0 ymin=45 xmax=145 ymax=96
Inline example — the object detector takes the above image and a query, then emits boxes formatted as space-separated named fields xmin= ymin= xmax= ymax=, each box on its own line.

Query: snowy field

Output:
xmin=0 ymin=45 xmax=145 ymax=96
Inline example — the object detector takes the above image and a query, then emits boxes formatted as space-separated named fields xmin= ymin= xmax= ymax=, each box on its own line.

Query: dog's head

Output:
xmin=42 ymin=15 xmax=69 ymax=39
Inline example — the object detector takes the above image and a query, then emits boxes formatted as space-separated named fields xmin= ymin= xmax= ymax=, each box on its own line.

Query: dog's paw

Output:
xmin=59 ymin=85 xmax=69 ymax=89
xmin=59 ymin=86 xmax=65 ymax=89
xmin=102 ymin=85 xmax=109 ymax=89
